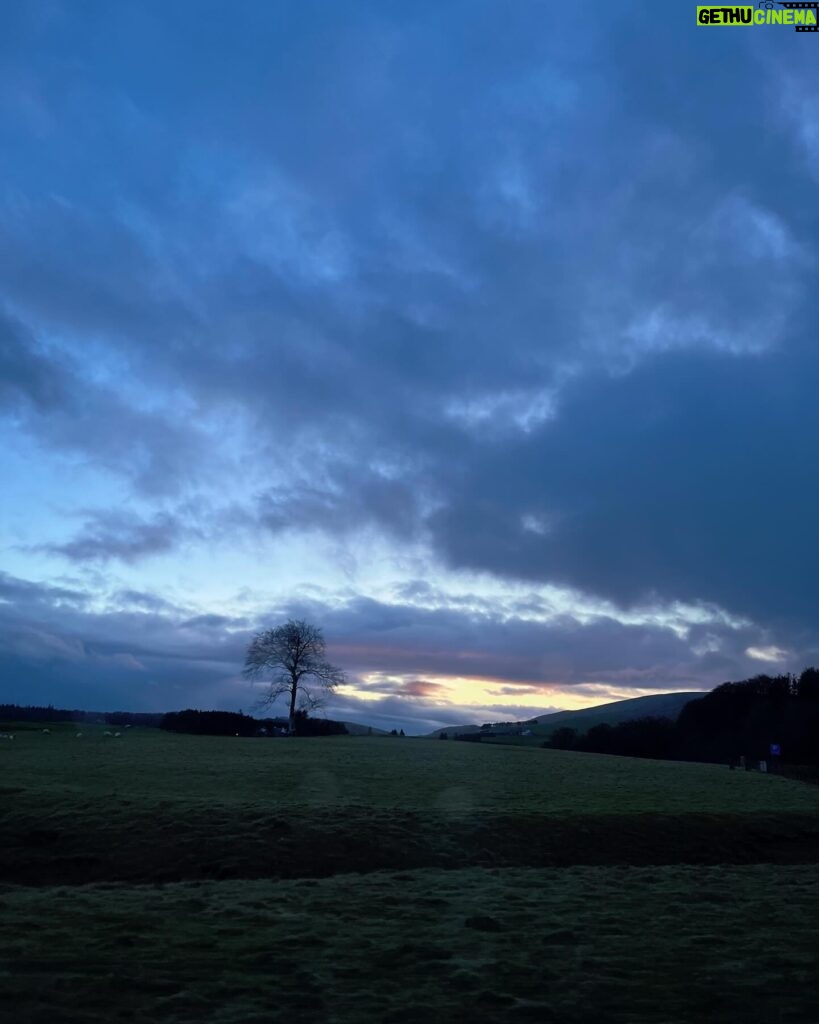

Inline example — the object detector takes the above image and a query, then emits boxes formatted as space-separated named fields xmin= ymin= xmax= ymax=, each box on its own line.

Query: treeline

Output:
xmin=545 ymin=669 xmax=819 ymax=766
xmin=160 ymin=708 xmax=348 ymax=737
xmin=0 ymin=705 xmax=164 ymax=728
xmin=0 ymin=704 xmax=349 ymax=737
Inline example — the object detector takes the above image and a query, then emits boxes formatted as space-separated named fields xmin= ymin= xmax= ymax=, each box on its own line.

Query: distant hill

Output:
xmin=525 ymin=692 xmax=704 ymax=737
xmin=428 ymin=691 xmax=704 ymax=740
xmin=341 ymin=721 xmax=390 ymax=736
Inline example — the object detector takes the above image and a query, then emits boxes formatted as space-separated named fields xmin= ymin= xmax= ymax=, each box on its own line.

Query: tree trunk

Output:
xmin=288 ymin=676 xmax=298 ymax=735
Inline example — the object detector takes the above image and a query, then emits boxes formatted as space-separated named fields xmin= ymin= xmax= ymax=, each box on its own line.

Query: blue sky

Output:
xmin=1 ymin=1 xmax=818 ymax=733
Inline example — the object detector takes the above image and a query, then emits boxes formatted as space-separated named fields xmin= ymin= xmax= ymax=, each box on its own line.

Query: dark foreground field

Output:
xmin=2 ymin=729 xmax=819 ymax=1022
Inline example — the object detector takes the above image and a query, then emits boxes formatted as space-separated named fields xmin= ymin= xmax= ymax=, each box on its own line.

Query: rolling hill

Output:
xmin=428 ymin=690 xmax=704 ymax=739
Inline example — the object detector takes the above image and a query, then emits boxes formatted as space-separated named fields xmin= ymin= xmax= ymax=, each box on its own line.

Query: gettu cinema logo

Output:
xmin=697 ymin=2 xmax=818 ymax=29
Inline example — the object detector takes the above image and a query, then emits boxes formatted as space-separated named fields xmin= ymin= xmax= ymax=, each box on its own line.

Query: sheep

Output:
xmin=103 ymin=731 xmax=113 ymax=736
xmin=114 ymin=732 xmax=122 ymax=738
xmin=75 ymin=733 xmax=83 ymax=739
xmin=41 ymin=728 xmax=51 ymax=734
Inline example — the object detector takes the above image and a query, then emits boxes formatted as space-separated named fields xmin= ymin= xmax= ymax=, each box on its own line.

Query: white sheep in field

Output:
xmin=103 ymin=731 xmax=112 ymax=736
xmin=0 ymin=733 xmax=13 ymax=740
xmin=41 ymin=728 xmax=51 ymax=734
xmin=75 ymin=733 xmax=83 ymax=738
xmin=114 ymin=732 xmax=122 ymax=738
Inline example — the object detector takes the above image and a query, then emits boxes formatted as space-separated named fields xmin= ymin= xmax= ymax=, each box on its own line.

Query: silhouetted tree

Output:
xmin=292 ymin=709 xmax=348 ymax=736
xmin=0 ymin=705 xmax=162 ymax=728
xmin=673 ymin=672 xmax=819 ymax=766
xmin=243 ymin=619 xmax=345 ymax=734
xmin=798 ymin=668 xmax=819 ymax=700
xmin=548 ymin=727 xmax=579 ymax=750
xmin=161 ymin=709 xmax=257 ymax=736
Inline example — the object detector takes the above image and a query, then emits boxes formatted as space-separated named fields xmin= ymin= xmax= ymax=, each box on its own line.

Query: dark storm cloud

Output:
xmin=0 ymin=570 xmax=86 ymax=608
xmin=0 ymin=310 xmax=211 ymax=496
xmin=0 ymin=570 xmax=248 ymax=709
xmin=255 ymin=464 xmax=425 ymax=540
xmin=6 ymin=1 xmax=804 ymax=441
xmin=41 ymin=509 xmax=194 ymax=564
xmin=0 ymin=310 xmax=66 ymax=410
xmin=181 ymin=614 xmax=237 ymax=629
xmin=429 ymin=344 xmax=819 ymax=631
xmin=2 ymin=0 xmax=818 ymax=708
xmin=113 ymin=589 xmax=182 ymax=614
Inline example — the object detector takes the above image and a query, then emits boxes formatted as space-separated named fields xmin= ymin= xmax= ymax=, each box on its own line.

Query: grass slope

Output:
xmin=3 ymin=728 xmax=819 ymax=1022
xmin=3 ymin=866 xmax=818 ymax=1024
xmin=3 ymin=730 xmax=819 ymax=885
xmin=527 ymin=690 xmax=704 ymax=736
xmin=429 ymin=690 xmax=703 ymax=739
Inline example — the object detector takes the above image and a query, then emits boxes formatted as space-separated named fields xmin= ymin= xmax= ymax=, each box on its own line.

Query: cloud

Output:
xmin=0 ymin=565 xmax=813 ymax=731
xmin=113 ymin=589 xmax=183 ymax=614
xmin=746 ymin=645 xmax=788 ymax=664
xmin=0 ymin=568 xmax=719 ymax=713
xmin=0 ymin=310 xmax=213 ymax=496
xmin=0 ymin=310 xmax=66 ymax=411
xmin=428 ymin=344 xmax=819 ymax=632
xmin=401 ymin=679 xmax=448 ymax=698
xmin=255 ymin=464 xmax=426 ymax=541
xmin=41 ymin=509 xmax=193 ymax=564
xmin=1 ymin=0 xmax=818 ymax=714
xmin=0 ymin=569 xmax=248 ymax=710
xmin=351 ymin=676 xmax=451 ymax=699
xmin=0 ymin=570 xmax=86 ymax=608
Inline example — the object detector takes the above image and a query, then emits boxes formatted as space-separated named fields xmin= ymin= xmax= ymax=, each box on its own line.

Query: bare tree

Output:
xmin=242 ymin=619 xmax=345 ymax=734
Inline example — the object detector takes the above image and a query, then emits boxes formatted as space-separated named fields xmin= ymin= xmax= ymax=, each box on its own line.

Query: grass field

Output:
xmin=2 ymin=729 xmax=819 ymax=1022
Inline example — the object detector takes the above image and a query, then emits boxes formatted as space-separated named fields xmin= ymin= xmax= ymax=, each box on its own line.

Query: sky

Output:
xmin=1 ymin=1 xmax=818 ymax=734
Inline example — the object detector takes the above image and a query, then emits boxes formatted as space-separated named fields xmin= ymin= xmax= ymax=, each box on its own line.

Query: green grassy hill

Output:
xmin=429 ymin=690 xmax=703 ymax=739
xmin=527 ymin=690 xmax=704 ymax=736
xmin=340 ymin=720 xmax=390 ymax=736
